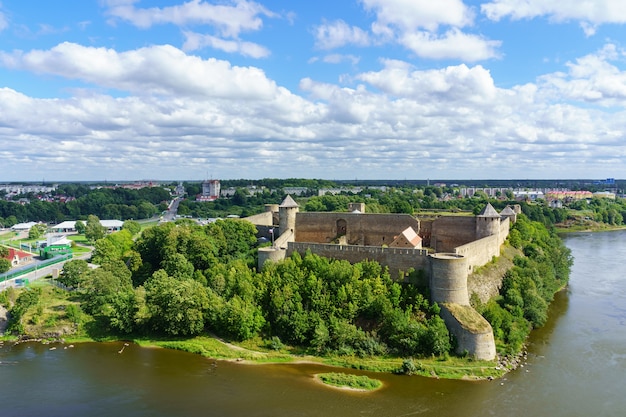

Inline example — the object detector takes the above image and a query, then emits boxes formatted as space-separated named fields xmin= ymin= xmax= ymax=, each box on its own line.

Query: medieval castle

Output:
xmin=247 ymin=196 xmax=520 ymax=360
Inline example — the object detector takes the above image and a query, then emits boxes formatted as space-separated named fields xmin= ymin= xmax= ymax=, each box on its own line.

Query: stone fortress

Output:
xmin=248 ymin=196 xmax=521 ymax=360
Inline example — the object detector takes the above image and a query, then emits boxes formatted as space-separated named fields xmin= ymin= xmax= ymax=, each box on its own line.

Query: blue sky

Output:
xmin=1 ymin=0 xmax=626 ymax=182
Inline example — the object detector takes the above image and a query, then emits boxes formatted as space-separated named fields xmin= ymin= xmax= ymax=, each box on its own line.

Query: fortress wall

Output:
xmin=453 ymin=219 xmax=509 ymax=270
xmin=274 ymin=228 xmax=294 ymax=248
xmin=245 ymin=211 xmax=274 ymax=226
xmin=454 ymin=234 xmax=501 ymax=270
xmin=288 ymin=242 xmax=430 ymax=280
xmin=499 ymin=217 xmax=510 ymax=245
xmin=440 ymin=304 xmax=496 ymax=361
xmin=258 ymin=247 xmax=287 ymax=270
xmin=295 ymin=213 xmax=420 ymax=247
xmin=431 ymin=216 xmax=476 ymax=252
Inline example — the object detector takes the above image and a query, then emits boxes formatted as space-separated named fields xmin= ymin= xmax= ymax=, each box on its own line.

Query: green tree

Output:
xmin=59 ymin=259 xmax=90 ymax=288
xmin=144 ymin=270 xmax=209 ymax=336
xmin=0 ymin=258 xmax=11 ymax=273
xmin=74 ymin=220 xmax=86 ymax=234
xmin=122 ymin=220 xmax=141 ymax=236
xmin=85 ymin=215 xmax=106 ymax=242
xmin=28 ymin=223 xmax=47 ymax=239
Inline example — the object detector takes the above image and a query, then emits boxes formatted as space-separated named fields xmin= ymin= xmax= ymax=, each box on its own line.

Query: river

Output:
xmin=1 ymin=230 xmax=625 ymax=417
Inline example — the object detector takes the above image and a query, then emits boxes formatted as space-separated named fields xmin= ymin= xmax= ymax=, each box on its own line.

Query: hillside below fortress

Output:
xmin=248 ymin=197 xmax=521 ymax=360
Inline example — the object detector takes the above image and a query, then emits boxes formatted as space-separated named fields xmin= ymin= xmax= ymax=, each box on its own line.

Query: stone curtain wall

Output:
xmin=287 ymin=242 xmax=430 ymax=280
xmin=295 ymin=212 xmax=421 ymax=247
xmin=453 ymin=217 xmax=510 ymax=271
xmin=430 ymin=216 xmax=476 ymax=252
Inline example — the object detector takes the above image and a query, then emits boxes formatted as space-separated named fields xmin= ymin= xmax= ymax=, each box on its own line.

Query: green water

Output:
xmin=1 ymin=231 xmax=625 ymax=417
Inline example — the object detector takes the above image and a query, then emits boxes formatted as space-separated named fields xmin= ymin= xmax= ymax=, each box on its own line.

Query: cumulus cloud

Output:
xmin=0 ymin=42 xmax=278 ymax=99
xmin=356 ymin=59 xmax=498 ymax=103
xmin=2 ymin=40 xmax=626 ymax=180
xmin=538 ymin=44 xmax=626 ymax=106
xmin=400 ymin=29 xmax=501 ymax=62
xmin=482 ymin=0 xmax=626 ymax=35
xmin=354 ymin=0 xmax=500 ymax=61
xmin=182 ymin=31 xmax=270 ymax=58
xmin=103 ymin=0 xmax=279 ymax=57
xmin=313 ymin=19 xmax=371 ymax=50
xmin=104 ymin=0 xmax=276 ymax=35
xmin=360 ymin=0 xmax=474 ymax=31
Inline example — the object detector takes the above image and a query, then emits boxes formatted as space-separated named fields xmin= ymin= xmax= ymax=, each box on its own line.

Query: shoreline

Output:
xmin=0 ymin=334 xmax=506 ymax=381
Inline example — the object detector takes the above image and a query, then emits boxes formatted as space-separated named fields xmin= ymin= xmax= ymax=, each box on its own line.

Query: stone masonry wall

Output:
xmin=295 ymin=212 xmax=420 ymax=247
xmin=430 ymin=216 xmax=476 ymax=252
xmin=287 ymin=242 xmax=430 ymax=280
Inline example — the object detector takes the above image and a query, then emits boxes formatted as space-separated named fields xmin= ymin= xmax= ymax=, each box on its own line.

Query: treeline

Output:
xmin=0 ymin=187 xmax=171 ymax=224
xmin=475 ymin=215 xmax=573 ymax=354
xmin=51 ymin=220 xmax=450 ymax=358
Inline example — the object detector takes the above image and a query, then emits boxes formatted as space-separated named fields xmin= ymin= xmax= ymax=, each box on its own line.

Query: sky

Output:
xmin=1 ymin=1 xmax=626 ymax=182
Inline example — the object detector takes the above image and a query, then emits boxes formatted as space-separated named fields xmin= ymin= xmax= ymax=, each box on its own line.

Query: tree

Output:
xmin=59 ymin=259 xmax=90 ymax=288
xmin=122 ymin=220 xmax=141 ymax=236
xmin=74 ymin=221 xmax=86 ymax=234
xmin=0 ymin=245 xmax=8 ymax=258
xmin=0 ymin=258 xmax=11 ymax=273
xmin=85 ymin=215 xmax=106 ymax=242
xmin=28 ymin=223 xmax=47 ymax=240
xmin=144 ymin=270 xmax=209 ymax=336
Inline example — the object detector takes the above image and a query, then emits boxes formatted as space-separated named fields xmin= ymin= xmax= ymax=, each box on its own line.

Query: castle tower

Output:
xmin=429 ymin=253 xmax=469 ymax=305
xmin=348 ymin=202 xmax=365 ymax=213
xmin=278 ymin=195 xmax=299 ymax=239
xmin=475 ymin=203 xmax=501 ymax=240
xmin=500 ymin=205 xmax=517 ymax=224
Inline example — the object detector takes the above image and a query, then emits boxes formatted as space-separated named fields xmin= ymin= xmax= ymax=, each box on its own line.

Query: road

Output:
xmin=0 ymin=249 xmax=92 ymax=292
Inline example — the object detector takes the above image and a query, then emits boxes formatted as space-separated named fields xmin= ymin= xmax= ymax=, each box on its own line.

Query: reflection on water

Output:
xmin=1 ymin=231 xmax=626 ymax=417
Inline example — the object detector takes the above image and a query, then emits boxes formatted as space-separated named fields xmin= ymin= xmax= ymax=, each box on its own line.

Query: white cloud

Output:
xmin=322 ymin=54 xmax=360 ymax=65
xmin=182 ymin=31 xmax=270 ymax=58
xmin=360 ymin=0 xmax=474 ymax=31
xmin=103 ymin=0 xmax=280 ymax=57
xmin=0 ymin=42 xmax=278 ymax=99
xmin=538 ymin=44 xmax=626 ymax=106
xmin=104 ymin=0 xmax=276 ymax=37
xmin=356 ymin=59 xmax=498 ymax=103
xmin=354 ymin=0 xmax=500 ymax=61
xmin=400 ymin=29 xmax=501 ymax=61
xmin=482 ymin=0 xmax=626 ymax=27
xmin=313 ymin=19 xmax=371 ymax=50
xmin=2 ymin=40 xmax=626 ymax=180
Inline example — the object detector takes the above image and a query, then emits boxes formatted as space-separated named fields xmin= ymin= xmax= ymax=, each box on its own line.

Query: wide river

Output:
xmin=1 ymin=231 xmax=625 ymax=417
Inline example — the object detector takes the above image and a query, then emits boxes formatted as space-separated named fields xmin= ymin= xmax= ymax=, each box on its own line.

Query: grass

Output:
xmin=317 ymin=372 xmax=382 ymax=391
xmin=443 ymin=303 xmax=492 ymax=333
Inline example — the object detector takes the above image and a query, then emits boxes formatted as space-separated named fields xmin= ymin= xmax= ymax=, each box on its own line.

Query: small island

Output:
xmin=316 ymin=372 xmax=382 ymax=392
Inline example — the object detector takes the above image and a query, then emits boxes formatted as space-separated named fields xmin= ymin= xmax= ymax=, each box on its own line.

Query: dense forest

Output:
xmin=0 ymin=186 xmax=171 ymax=224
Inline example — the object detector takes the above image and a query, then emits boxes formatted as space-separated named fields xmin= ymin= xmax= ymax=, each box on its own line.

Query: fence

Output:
xmin=0 ymin=253 xmax=73 ymax=283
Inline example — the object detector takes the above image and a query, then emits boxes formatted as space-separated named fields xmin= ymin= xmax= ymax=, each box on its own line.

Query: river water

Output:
xmin=1 ymin=231 xmax=625 ymax=417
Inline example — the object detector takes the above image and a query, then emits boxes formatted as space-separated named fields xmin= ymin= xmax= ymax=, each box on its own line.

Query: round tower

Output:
xmin=429 ymin=253 xmax=469 ymax=305
xmin=278 ymin=195 xmax=299 ymax=237
xmin=475 ymin=202 xmax=501 ymax=240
